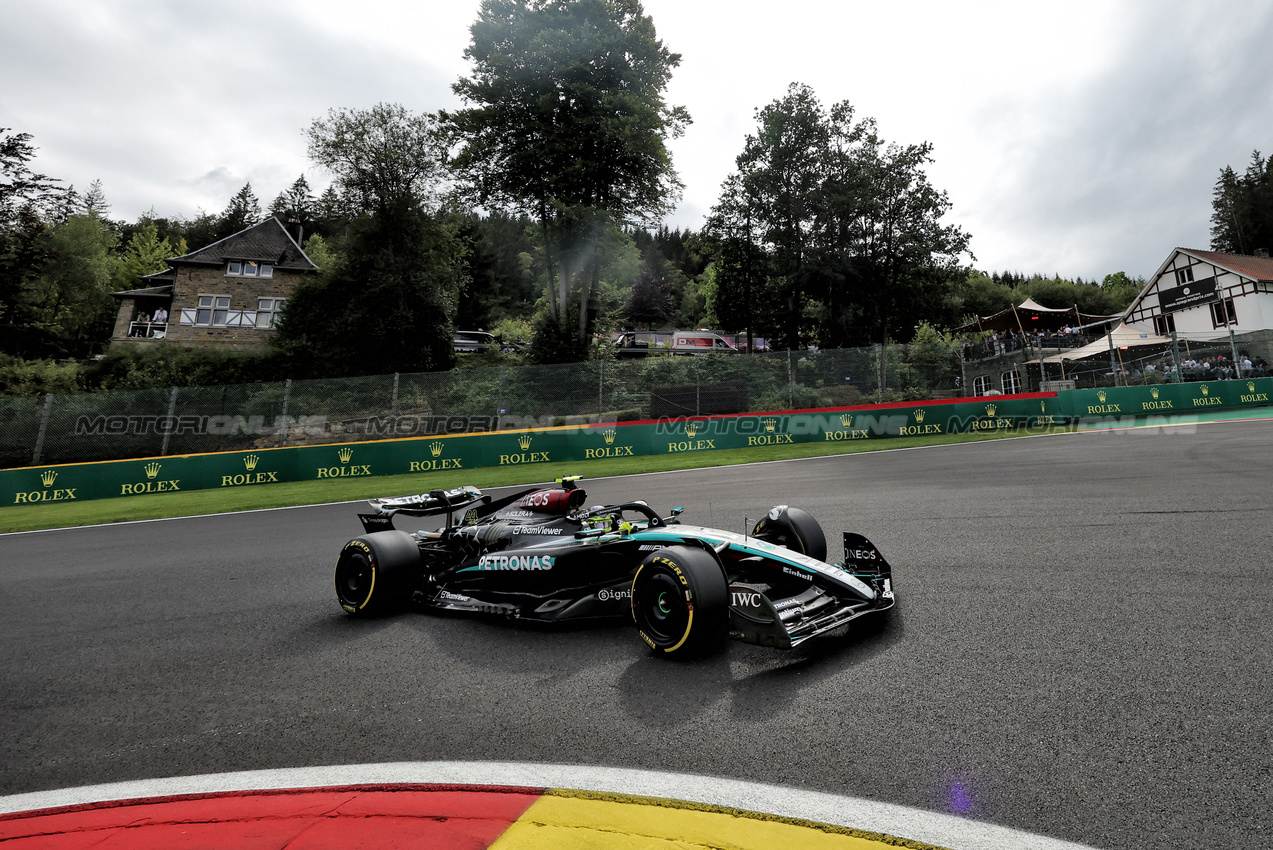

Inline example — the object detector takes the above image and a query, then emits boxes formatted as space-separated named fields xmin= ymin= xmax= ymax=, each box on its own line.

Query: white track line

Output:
xmin=0 ymin=761 xmax=1099 ymax=850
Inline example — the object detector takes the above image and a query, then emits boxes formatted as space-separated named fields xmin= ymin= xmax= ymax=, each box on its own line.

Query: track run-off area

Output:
xmin=2 ymin=416 xmax=1271 ymax=849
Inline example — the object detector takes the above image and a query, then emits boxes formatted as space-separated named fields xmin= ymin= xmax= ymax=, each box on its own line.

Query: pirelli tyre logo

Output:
xmin=587 ymin=428 xmax=634 ymax=459
xmin=222 ymin=453 xmax=280 ymax=487
xmin=13 ymin=468 xmax=78 ymax=504
xmin=410 ymin=441 xmax=463 ymax=472
xmin=500 ymin=434 xmax=550 ymax=465
xmin=316 ymin=447 xmax=371 ymax=479
xmin=121 ymin=461 xmax=180 ymax=495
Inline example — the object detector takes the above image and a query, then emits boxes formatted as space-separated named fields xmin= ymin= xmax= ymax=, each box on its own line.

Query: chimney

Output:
xmin=287 ymin=218 xmax=304 ymax=245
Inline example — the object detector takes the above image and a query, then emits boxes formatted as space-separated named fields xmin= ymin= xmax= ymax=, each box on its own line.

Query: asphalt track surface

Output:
xmin=2 ymin=419 xmax=1271 ymax=849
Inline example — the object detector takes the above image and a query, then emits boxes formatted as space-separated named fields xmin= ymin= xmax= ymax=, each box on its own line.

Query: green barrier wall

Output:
xmin=5 ymin=381 xmax=1268 ymax=508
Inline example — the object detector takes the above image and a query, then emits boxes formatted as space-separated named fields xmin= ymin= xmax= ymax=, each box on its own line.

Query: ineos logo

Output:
xmin=731 ymin=591 xmax=761 ymax=607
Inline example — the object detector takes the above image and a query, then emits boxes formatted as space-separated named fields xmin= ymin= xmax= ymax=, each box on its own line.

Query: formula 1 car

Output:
xmin=334 ymin=477 xmax=894 ymax=657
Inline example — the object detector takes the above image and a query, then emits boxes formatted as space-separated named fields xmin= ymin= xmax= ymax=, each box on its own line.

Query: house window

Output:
xmin=1001 ymin=370 xmax=1021 ymax=394
xmin=1210 ymin=298 xmax=1237 ymax=328
xmin=972 ymin=375 xmax=992 ymax=396
xmin=256 ymin=298 xmax=286 ymax=329
xmin=1153 ymin=313 xmax=1176 ymax=335
xmin=1175 ymin=266 xmax=1194 ymax=285
xmin=227 ymin=261 xmax=274 ymax=278
xmin=195 ymin=295 xmax=231 ymax=326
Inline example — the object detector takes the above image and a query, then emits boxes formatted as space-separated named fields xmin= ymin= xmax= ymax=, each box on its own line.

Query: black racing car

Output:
xmin=334 ymin=477 xmax=894 ymax=657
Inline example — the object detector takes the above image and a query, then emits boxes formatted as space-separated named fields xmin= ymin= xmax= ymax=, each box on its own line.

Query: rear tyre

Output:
xmin=631 ymin=545 xmax=728 ymax=658
xmin=334 ymin=531 xmax=419 ymax=616
xmin=752 ymin=506 xmax=827 ymax=562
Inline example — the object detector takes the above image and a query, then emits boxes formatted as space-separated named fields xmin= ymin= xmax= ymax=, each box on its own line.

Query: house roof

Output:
xmin=111 ymin=284 xmax=174 ymax=299
xmin=167 ymin=217 xmax=317 ymax=271
xmin=1180 ymin=248 xmax=1273 ymax=282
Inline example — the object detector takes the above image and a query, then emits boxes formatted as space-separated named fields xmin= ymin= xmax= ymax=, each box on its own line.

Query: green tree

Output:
xmin=0 ymin=129 xmax=63 ymax=330
xmin=270 ymin=174 xmax=317 ymax=235
xmin=1210 ymin=151 xmax=1273 ymax=255
xmin=275 ymin=104 xmax=461 ymax=375
xmin=111 ymin=222 xmax=182 ymax=291
xmin=217 ymin=183 xmax=262 ymax=239
xmin=445 ymin=0 xmax=689 ymax=356
xmin=26 ymin=213 xmax=119 ymax=350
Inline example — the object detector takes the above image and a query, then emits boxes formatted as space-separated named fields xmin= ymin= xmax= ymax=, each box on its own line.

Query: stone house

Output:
xmin=110 ymin=217 xmax=317 ymax=350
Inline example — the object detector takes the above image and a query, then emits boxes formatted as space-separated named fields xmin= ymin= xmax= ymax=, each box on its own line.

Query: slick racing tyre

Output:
xmin=631 ymin=545 xmax=728 ymax=658
xmin=752 ymin=506 xmax=827 ymax=562
xmin=334 ymin=531 xmax=419 ymax=616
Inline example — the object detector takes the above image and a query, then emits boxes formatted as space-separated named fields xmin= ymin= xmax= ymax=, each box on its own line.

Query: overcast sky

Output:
xmin=2 ymin=0 xmax=1271 ymax=281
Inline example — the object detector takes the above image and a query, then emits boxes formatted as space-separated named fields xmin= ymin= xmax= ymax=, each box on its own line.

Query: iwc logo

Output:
xmin=318 ymin=447 xmax=372 ymax=479
xmin=13 ymin=468 xmax=78 ymax=504
xmin=221 ymin=453 xmax=280 ymax=487
xmin=586 ymin=427 xmax=634 ymax=459
xmin=122 ymin=461 xmax=180 ymax=495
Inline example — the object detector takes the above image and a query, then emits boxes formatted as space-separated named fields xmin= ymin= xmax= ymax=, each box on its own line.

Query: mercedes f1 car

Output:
xmin=334 ymin=477 xmax=894 ymax=657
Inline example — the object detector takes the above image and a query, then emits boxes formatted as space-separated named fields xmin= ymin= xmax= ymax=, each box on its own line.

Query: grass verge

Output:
xmin=0 ymin=426 xmax=1069 ymax=534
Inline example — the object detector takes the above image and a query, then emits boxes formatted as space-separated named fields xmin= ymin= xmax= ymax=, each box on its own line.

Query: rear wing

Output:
xmin=359 ymin=486 xmax=488 ymax=533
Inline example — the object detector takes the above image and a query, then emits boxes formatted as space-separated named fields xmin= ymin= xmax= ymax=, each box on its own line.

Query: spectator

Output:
xmin=152 ymin=306 xmax=168 ymax=325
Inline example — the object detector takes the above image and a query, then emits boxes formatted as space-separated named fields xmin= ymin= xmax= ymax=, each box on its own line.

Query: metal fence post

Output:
xmin=278 ymin=379 xmax=292 ymax=447
xmin=160 ymin=386 xmax=179 ymax=456
xmin=31 ymin=393 xmax=53 ymax=465
xmin=1230 ymin=330 xmax=1242 ymax=378
xmin=497 ymin=367 xmax=505 ymax=427
xmin=391 ymin=372 xmax=400 ymax=416
xmin=1170 ymin=332 xmax=1182 ymax=382
xmin=599 ymin=358 xmax=604 ymax=417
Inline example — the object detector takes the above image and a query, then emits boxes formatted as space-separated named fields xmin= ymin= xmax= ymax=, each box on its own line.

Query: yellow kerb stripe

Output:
xmin=488 ymin=791 xmax=950 ymax=850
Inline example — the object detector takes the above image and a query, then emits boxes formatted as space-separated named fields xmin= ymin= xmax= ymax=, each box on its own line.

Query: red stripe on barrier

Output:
xmin=0 ymin=784 xmax=544 ymax=850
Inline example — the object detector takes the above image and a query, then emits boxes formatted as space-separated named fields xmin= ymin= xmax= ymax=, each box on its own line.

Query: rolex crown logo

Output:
xmin=518 ymin=434 xmax=533 ymax=450
xmin=243 ymin=454 xmax=260 ymax=470
xmin=685 ymin=422 xmax=700 ymax=437
xmin=840 ymin=414 xmax=853 ymax=428
xmin=1248 ymin=381 xmax=1256 ymax=392
xmin=429 ymin=442 xmax=444 ymax=457
xmin=1150 ymin=387 xmax=1159 ymax=399
xmin=144 ymin=462 xmax=162 ymax=479
xmin=763 ymin=418 xmax=777 ymax=433
xmin=602 ymin=428 xmax=616 ymax=445
xmin=1200 ymin=384 xmax=1209 ymax=396
xmin=912 ymin=409 xmax=926 ymax=423
xmin=338 ymin=447 xmax=354 ymax=463
xmin=41 ymin=469 xmax=58 ymax=487
xmin=985 ymin=403 xmax=997 ymax=417
xmin=1097 ymin=390 xmax=1107 ymax=403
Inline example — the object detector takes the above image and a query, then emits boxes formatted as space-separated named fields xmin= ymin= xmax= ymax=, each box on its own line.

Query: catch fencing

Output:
xmin=0 ymin=345 xmax=963 ymax=469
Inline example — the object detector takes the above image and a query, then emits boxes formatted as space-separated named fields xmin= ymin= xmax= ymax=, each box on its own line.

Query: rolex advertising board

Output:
xmin=3 ymin=385 xmax=1269 ymax=508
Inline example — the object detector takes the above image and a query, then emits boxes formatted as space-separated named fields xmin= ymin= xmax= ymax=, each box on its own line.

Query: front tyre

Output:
xmin=631 ymin=545 xmax=728 ymax=658
xmin=752 ymin=506 xmax=827 ymax=562
xmin=334 ymin=531 xmax=420 ymax=616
